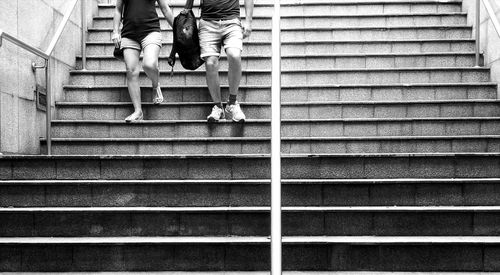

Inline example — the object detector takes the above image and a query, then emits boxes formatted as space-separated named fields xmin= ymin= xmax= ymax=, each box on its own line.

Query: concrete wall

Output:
xmin=0 ymin=0 xmax=96 ymax=154
xmin=463 ymin=0 xmax=500 ymax=96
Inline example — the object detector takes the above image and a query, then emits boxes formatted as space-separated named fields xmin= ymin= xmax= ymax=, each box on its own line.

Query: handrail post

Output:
xmin=271 ymin=0 xmax=281 ymax=274
xmin=475 ymin=0 xmax=481 ymax=67
xmin=81 ymin=0 xmax=87 ymax=70
xmin=46 ymin=58 xmax=52 ymax=155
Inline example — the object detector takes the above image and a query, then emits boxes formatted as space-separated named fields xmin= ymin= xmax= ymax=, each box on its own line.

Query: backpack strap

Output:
xmin=185 ymin=0 xmax=194 ymax=10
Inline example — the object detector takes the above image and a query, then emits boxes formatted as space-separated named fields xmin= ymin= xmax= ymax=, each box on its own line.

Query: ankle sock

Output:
xmin=228 ymin=94 xmax=237 ymax=105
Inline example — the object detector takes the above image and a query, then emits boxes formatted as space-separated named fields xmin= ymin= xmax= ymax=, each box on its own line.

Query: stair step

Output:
xmin=0 ymin=236 xmax=498 ymax=271
xmin=55 ymin=100 xmax=500 ymax=120
xmin=62 ymin=83 xmax=498 ymax=103
xmin=51 ymin=117 xmax=500 ymax=138
xmin=87 ymin=26 xmax=472 ymax=42
xmin=96 ymin=2 xmax=462 ymax=17
xmin=85 ymin=39 xmax=477 ymax=56
xmin=68 ymin=68 xmax=490 ymax=86
xmin=42 ymin=136 xmax=500 ymax=155
xmin=92 ymin=13 xmax=467 ymax=29
xmin=3 ymin=206 xmax=500 ymax=237
xmin=1 ymin=154 xmax=498 ymax=180
xmin=2 ymin=178 xmax=500 ymax=207
xmin=77 ymin=53 xmax=481 ymax=71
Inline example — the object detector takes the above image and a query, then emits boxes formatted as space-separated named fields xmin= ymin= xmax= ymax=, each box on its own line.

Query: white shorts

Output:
xmin=120 ymin=31 xmax=162 ymax=51
xmin=198 ymin=18 xmax=243 ymax=59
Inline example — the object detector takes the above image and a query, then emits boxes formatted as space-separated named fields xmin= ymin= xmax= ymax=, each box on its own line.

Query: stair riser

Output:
xmin=51 ymin=120 xmax=500 ymax=138
xmin=69 ymin=70 xmax=490 ymax=86
xmin=77 ymin=55 xmax=479 ymax=71
xmin=85 ymin=43 xmax=269 ymax=56
xmin=63 ymin=86 xmax=497 ymax=103
xmin=97 ymin=4 xmax=461 ymax=17
xmin=3 ymin=211 xmax=500 ymax=237
xmin=88 ymin=28 xmax=472 ymax=42
xmin=55 ymin=103 xmax=500 ymax=121
xmin=44 ymin=139 xmax=500 ymax=155
xmin=64 ymin=87 xmax=271 ymax=103
xmin=85 ymin=41 xmax=475 ymax=57
xmin=92 ymin=15 xmax=466 ymax=29
xmin=1 ymin=156 xmax=498 ymax=180
xmin=98 ymin=6 xmax=274 ymax=17
xmin=0 ymin=244 xmax=497 ymax=271
xmin=3 ymin=182 xmax=500 ymax=207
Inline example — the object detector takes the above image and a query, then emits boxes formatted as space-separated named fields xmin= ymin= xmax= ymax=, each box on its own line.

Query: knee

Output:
xmin=226 ymin=49 xmax=241 ymax=62
xmin=142 ymin=59 xmax=158 ymax=72
xmin=205 ymin=57 xmax=219 ymax=71
xmin=126 ymin=66 xmax=140 ymax=78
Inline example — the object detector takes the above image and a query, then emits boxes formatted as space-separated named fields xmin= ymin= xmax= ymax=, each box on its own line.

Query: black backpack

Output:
xmin=167 ymin=0 xmax=204 ymax=71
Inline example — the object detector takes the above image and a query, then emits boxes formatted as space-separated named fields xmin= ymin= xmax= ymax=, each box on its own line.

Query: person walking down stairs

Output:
xmin=112 ymin=0 xmax=174 ymax=122
xmin=200 ymin=0 xmax=253 ymax=123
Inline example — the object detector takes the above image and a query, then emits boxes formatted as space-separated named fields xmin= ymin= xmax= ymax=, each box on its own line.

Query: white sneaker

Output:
xmin=207 ymin=105 xmax=225 ymax=122
xmin=225 ymin=102 xmax=246 ymax=123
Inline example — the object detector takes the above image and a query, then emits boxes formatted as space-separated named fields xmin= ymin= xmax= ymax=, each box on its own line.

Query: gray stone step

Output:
xmin=92 ymin=13 xmax=467 ymax=29
xmin=85 ymin=39 xmax=477 ymax=56
xmin=62 ymin=83 xmax=498 ymax=103
xmin=96 ymin=2 xmax=462 ymax=17
xmin=42 ymin=136 xmax=500 ymax=155
xmin=68 ymin=68 xmax=490 ymax=86
xmin=51 ymin=117 xmax=500 ymax=138
xmin=77 ymin=53 xmax=481 ymax=71
xmin=87 ymin=26 xmax=472 ymax=42
xmin=2 ymin=178 xmax=500 ymax=207
xmin=3 ymin=206 xmax=500 ymax=237
xmin=0 ymin=236 xmax=499 ymax=271
xmin=1 ymin=154 xmax=499 ymax=180
xmin=54 ymin=100 xmax=500 ymax=121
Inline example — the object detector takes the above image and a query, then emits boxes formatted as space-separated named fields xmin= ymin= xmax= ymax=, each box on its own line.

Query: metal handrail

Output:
xmin=475 ymin=0 xmax=500 ymax=66
xmin=270 ymin=1 xmax=281 ymax=274
xmin=0 ymin=0 xmax=87 ymax=155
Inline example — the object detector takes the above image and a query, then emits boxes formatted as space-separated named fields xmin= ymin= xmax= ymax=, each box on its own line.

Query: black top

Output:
xmin=121 ymin=0 xmax=161 ymax=41
xmin=201 ymin=0 xmax=240 ymax=21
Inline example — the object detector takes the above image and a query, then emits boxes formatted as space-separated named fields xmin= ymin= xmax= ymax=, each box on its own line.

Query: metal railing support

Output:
xmin=475 ymin=0 xmax=481 ymax=67
xmin=81 ymin=0 xmax=88 ymax=70
xmin=271 ymin=0 xmax=282 ymax=274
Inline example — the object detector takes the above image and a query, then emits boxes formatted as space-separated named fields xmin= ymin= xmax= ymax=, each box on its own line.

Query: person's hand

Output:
xmin=111 ymin=32 xmax=121 ymax=48
xmin=242 ymin=20 xmax=252 ymax=39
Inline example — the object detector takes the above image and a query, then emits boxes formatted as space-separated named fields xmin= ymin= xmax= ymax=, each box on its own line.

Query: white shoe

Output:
xmin=225 ymin=102 xmax=246 ymax=123
xmin=207 ymin=105 xmax=225 ymax=122
xmin=153 ymin=86 xmax=163 ymax=104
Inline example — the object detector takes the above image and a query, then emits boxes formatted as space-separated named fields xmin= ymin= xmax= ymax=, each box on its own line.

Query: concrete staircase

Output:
xmin=1 ymin=0 xmax=500 ymax=272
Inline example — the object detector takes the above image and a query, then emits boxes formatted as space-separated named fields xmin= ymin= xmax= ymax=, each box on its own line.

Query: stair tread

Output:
xmin=2 ymin=236 xmax=500 ymax=244
xmin=88 ymin=25 xmax=471 ymax=31
xmin=51 ymin=117 xmax=500 ymax=123
xmin=55 ymin=99 xmax=500 ymax=105
xmin=4 ymin=206 xmax=500 ymax=212
xmin=69 ymin=67 xmax=490 ymax=73
xmin=45 ymin=136 xmax=500 ymax=142
xmin=93 ymin=12 xmax=467 ymax=19
xmin=63 ymin=82 xmax=498 ymax=89
xmin=79 ymin=52 xmax=479 ymax=59
xmin=1 ymin=153 xmax=499 ymax=159
xmin=1 ymin=178 xmax=498 ymax=185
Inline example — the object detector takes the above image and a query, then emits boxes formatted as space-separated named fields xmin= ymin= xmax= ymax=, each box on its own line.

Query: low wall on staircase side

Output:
xmin=0 ymin=0 xmax=96 ymax=154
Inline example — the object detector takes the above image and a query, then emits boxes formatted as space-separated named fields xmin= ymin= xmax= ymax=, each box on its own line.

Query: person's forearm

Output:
xmin=244 ymin=0 xmax=254 ymax=22
xmin=158 ymin=0 xmax=174 ymax=27
xmin=113 ymin=0 xmax=123 ymax=33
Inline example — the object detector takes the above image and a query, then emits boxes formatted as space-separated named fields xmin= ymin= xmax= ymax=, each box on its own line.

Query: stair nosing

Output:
xmin=2 ymin=235 xmax=500 ymax=245
xmin=3 ymin=206 xmax=500 ymax=212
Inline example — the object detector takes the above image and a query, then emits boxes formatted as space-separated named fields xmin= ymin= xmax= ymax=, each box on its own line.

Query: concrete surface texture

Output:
xmin=0 ymin=0 xmax=95 ymax=154
xmin=463 ymin=0 xmax=500 ymax=96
